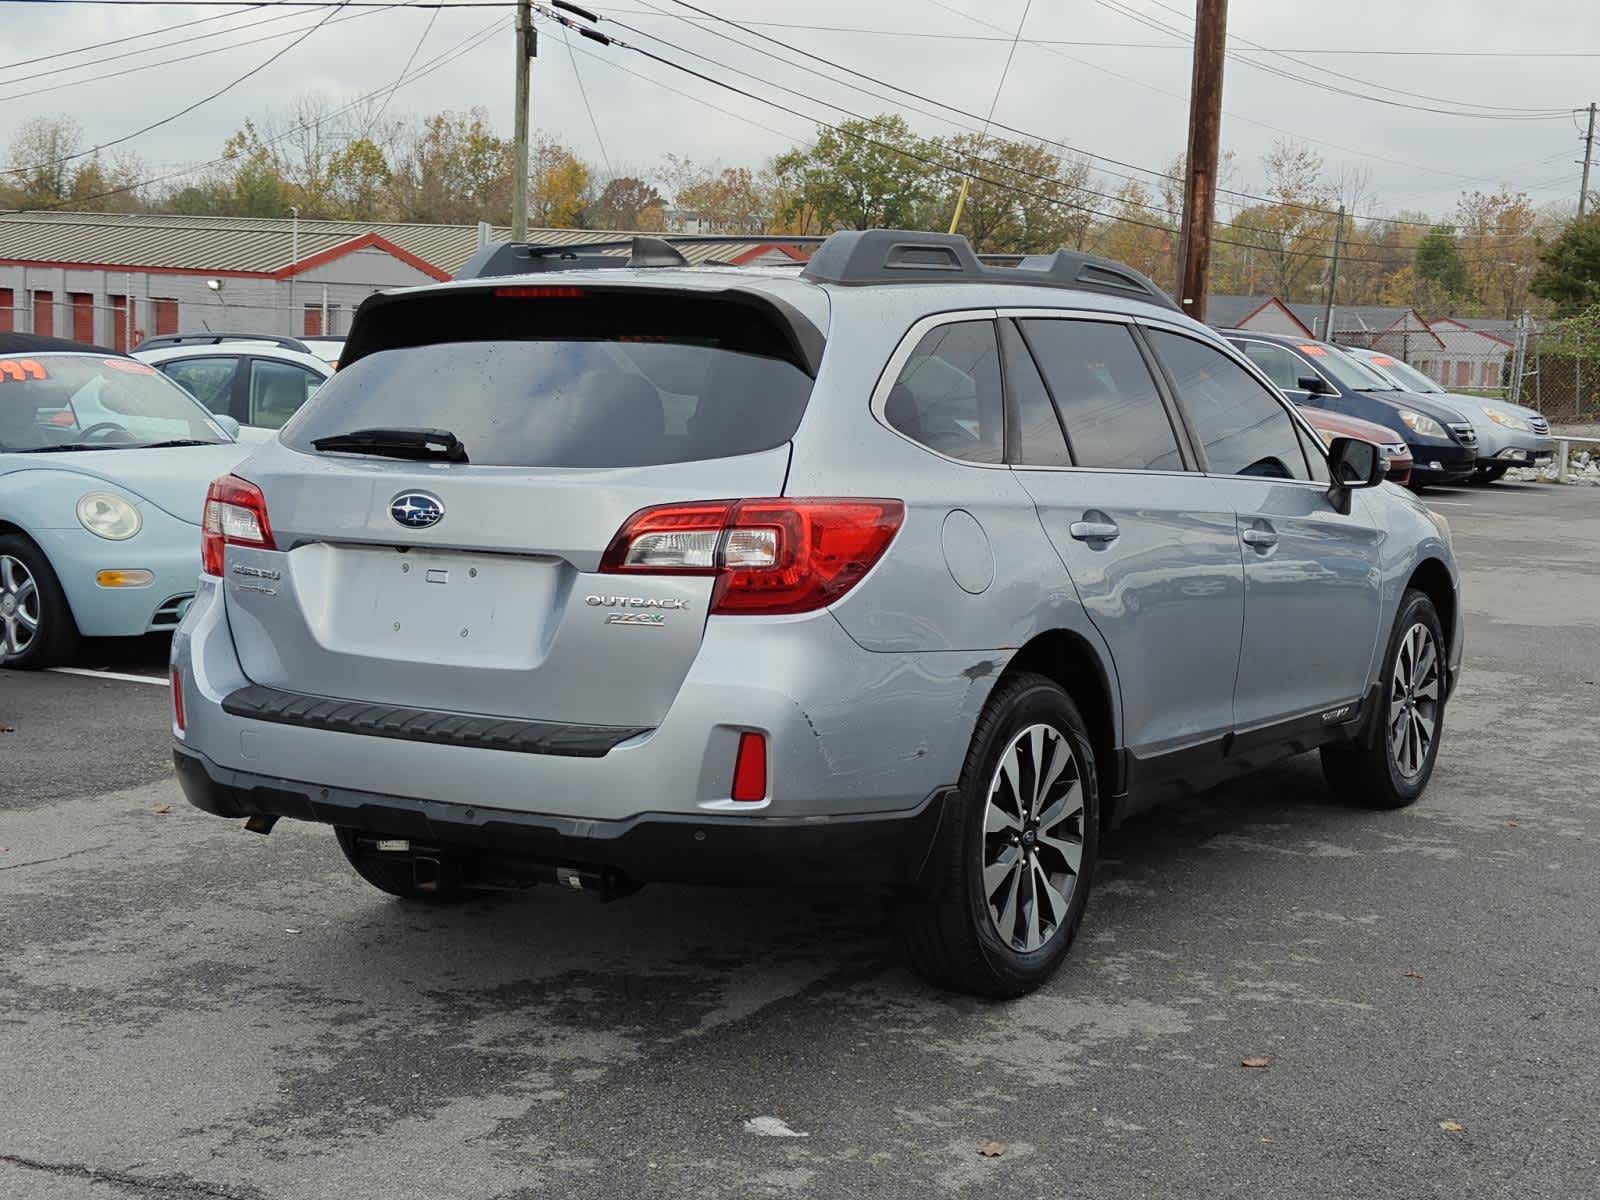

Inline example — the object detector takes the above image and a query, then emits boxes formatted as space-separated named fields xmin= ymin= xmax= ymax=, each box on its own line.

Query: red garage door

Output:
xmin=110 ymin=295 xmax=129 ymax=352
xmin=33 ymin=291 xmax=53 ymax=336
xmin=0 ymin=288 xmax=13 ymax=332
xmin=70 ymin=293 xmax=94 ymax=344
xmin=153 ymin=298 xmax=178 ymax=336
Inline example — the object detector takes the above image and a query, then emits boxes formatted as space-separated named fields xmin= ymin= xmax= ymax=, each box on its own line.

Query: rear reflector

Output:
xmin=201 ymin=474 xmax=275 ymax=576
xmin=600 ymin=498 xmax=903 ymax=615
xmin=731 ymin=731 xmax=767 ymax=802
xmin=171 ymin=667 xmax=186 ymax=733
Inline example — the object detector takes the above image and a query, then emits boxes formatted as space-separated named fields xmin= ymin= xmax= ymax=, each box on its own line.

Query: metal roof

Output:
xmin=0 ymin=211 xmax=799 ymax=276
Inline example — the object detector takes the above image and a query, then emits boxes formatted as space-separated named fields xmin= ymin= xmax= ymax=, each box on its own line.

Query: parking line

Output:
xmin=1427 ymin=500 xmax=1474 ymax=509
xmin=47 ymin=667 xmax=169 ymax=687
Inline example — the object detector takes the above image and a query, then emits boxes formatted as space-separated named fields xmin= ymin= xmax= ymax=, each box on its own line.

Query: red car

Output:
xmin=1297 ymin=406 xmax=1413 ymax=486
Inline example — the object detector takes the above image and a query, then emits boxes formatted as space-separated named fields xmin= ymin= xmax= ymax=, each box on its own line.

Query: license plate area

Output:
xmin=305 ymin=543 xmax=565 ymax=667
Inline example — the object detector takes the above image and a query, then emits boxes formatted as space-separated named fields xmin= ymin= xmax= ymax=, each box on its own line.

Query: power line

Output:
xmin=0 ymin=4 xmax=401 ymax=104
xmin=550 ymin=11 xmax=1526 ymax=270
xmin=4 ymin=14 xmax=507 ymax=211
xmin=627 ymin=0 xmax=1544 ymax=238
xmin=2 ymin=0 xmax=356 ymax=178
xmin=0 ymin=3 xmax=261 ymax=70
xmin=1097 ymin=0 xmax=1570 ymax=119
xmin=365 ymin=2 xmax=440 ymax=131
xmin=561 ymin=21 xmax=613 ymax=178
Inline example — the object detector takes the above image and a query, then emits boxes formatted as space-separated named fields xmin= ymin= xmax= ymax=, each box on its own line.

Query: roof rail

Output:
xmin=798 ymin=230 xmax=1179 ymax=311
xmin=134 ymin=332 xmax=312 ymax=353
xmin=454 ymin=233 xmax=827 ymax=279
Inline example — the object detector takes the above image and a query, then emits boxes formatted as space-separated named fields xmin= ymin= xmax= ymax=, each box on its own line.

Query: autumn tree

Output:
xmin=1221 ymin=141 xmax=1337 ymax=302
xmin=946 ymin=134 xmax=1093 ymax=253
xmin=6 ymin=115 xmax=82 ymax=208
xmin=389 ymin=108 xmax=511 ymax=224
xmin=586 ymin=176 xmax=666 ymax=231
xmin=1091 ymin=181 xmax=1177 ymax=291
xmin=529 ymin=137 xmax=591 ymax=228
xmin=673 ymin=165 xmax=772 ymax=233
xmin=773 ymin=115 xmax=941 ymax=231
xmin=326 ymin=138 xmax=391 ymax=219
xmin=1412 ymin=226 xmax=1469 ymax=310
xmin=1457 ymin=190 xmax=1539 ymax=319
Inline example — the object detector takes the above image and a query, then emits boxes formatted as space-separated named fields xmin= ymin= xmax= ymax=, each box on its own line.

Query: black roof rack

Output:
xmin=454 ymin=234 xmax=826 ymax=280
xmin=134 ymin=332 xmax=312 ymax=353
xmin=798 ymin=230 xmax=1179 ymax=310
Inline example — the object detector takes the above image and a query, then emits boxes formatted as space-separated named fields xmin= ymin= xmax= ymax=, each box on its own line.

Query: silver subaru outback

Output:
xmin=172 ymin=230 xmax=1462 ymax=997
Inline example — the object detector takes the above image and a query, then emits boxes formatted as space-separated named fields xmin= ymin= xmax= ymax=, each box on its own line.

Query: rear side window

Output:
xmin=884 ymin=320 xmax=1004 ymax=463
xmin=285 ymin=292 xmax=815 ymax=468
xmin=1148 ymin=330 xmax=1311 ymax=481
xmin=161 ymin=357 xmax=236 ymax=414
xmin=1019 ymin=319 xmax=1185 ymax=471
xmin=1000 ymin=320 xmax=1071 ymax=467
xmin=248 ymin=359 xmax=323 ymax=429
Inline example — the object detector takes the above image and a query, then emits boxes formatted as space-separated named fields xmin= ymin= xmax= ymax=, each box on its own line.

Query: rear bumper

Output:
xmin=174 ymin=745 xmax=952 ymax=887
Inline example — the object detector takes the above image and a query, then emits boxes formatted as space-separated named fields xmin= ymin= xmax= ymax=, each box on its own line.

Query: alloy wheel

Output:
xmin=981 ymin=723 xmax=1085 ymax=953
xmin=0 ymin=554 xmax=40 ymax=661
xmin=1388 ymin=622 xmax=1440 ymax=779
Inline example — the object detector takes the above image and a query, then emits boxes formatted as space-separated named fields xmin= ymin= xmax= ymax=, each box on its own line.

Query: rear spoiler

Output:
xmin=341 ymin=282 xmax=827 ymax=378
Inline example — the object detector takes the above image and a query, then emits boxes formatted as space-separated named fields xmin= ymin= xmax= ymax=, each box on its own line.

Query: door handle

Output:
xmin=1241 ymin=528 xmax=1279 ymax=550
xmin=1069 ymin=520 xmax=1120 ymax=542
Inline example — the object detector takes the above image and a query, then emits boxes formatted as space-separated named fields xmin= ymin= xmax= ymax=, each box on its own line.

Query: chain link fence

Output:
xmin=1514 ymin=306 xmax=1600 ymax=425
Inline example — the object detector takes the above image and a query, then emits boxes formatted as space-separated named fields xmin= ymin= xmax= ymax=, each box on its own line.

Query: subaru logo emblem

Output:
xmin=390 ymin=492 xmax=444 ymax=529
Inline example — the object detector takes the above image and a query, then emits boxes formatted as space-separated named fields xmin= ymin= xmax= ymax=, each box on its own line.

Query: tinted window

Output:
xmin=249 ymin=359 xmax=323 ymax=429
xmin=1000 ymin=320 xmax=1070 ymax=467
xmin=287 ymin=339 xmax=813 ymax=468
xmin=1295 ymin=421 xmax=1331 ymax=483
xmin=885 ymin=321 xmax=1003 ymax=463
xmin=1148 ymin=331 xmax=1310 ymax=481
xmin=1019 ymin=319 xmax=1184 ymax=471
xmin=1235 ymin=340 xmax=1310 ymax=391
xmin=161 ymin=357 xmax=236 ymax=414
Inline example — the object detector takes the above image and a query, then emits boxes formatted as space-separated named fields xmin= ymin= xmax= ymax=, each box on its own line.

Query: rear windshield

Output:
xmin=286 ymin=291 xmax=816 ymax=468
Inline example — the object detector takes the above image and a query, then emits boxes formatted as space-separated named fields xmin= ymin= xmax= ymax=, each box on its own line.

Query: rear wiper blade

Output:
xmin=310 ymin=427 xmax=468 ymax=462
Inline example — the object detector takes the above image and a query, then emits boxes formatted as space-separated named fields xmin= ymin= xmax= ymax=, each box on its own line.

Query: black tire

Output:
xmin=897 ymin=672 xmax=1100 ymax=999
xmin=0 ymin=533 xmax=80 ymax=670
xmin=1321 ymin=588 xmax=1446 ymax=810
xmin=335 ymin=827 xmax=466 ymax=901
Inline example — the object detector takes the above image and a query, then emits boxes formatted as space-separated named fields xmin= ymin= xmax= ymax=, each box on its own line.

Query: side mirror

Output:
xmin=213 ymin=414 xmax=241 ymax=440
xmin=1326 ymin=436 xmax=1385 ymax=514
xmin=1298 ymin=375 xmax=1334 ymax=396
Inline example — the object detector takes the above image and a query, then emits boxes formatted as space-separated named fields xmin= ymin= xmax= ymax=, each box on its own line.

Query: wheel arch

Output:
xmin=1405 ymin=557 xmax=1455 ymax=661
xmin=997 ymin=628 xmax=1123 ymax=827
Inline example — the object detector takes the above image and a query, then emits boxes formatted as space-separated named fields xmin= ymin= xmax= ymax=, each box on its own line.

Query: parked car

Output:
xmin=135 ymin=341 xmax=331 ymax=438
xmin=1298 ymin=407 xmax=1413 ymax=486
xmin=172 ymin=231 xmax=1461 ymax=998
xmin=298 ymin=336 xmax=345 ymax=367
xmin=0 ymin=333 xmax=249 ymax=668
xmin=1345 ymin=347 xmax=1554 ymax=482
xmin=1222 ymin=330 xmax=1478 ymax=488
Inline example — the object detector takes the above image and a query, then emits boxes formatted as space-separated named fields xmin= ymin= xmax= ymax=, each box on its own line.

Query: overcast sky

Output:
xmin=4 ymin=0 xmax=1598 ymax=224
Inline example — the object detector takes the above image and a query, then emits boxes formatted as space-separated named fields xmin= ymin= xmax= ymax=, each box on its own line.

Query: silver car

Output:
xmin=1347 ymin=347 xmax=1554 ymax=481
xmin=171 ymin=231 xmax=1463 ymax=997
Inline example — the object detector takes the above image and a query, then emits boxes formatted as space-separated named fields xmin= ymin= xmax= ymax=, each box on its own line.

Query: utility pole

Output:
xmin=1177 ymin=0 xmax=1227 ymax=321
xmin=1321 ymin=203 xmax=1345 ymax=341
xmin=511 ymin=0 xmax=535 ymax=242
xmin=1580 ymin=101 xmax=1596 ymax=219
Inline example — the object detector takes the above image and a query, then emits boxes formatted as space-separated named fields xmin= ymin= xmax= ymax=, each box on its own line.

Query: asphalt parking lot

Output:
xmin=2 ymin=481 xmax=1597 ymax=1200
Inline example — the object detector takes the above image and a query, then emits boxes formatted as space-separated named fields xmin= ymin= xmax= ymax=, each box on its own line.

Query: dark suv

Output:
xmin=1222 ymin=331 xmax=1477 ymax=487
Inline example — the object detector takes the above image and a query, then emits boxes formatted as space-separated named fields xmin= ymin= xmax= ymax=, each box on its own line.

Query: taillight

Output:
xmin=600 ymin=498 xmax=903 ymax=615
xmin=201 ymin=474 xmax=275 ymax=576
